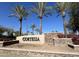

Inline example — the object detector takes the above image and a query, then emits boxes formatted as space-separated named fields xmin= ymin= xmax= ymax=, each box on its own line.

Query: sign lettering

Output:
xmin=22 ymin=37 xmax=40 ymax=41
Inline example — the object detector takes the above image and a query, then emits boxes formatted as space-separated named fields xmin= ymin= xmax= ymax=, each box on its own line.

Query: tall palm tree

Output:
xmin=30 ymin=23 xmax=36 ymax=34
xmin=9 ymin=5 xmax=28 ymax=36
xmin=32 ymin=2 xmax=52 ymax=34
xmin=55 ymin=2 xmax=69 ymax=38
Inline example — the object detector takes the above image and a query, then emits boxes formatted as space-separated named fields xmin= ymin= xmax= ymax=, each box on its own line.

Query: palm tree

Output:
xmin=30 ymin=23 xmax=36 ymax=34
xmin=32 ymin=2 xmax=52 ymax=34
xmin=9 ymin=5 xmax=28 ymax=36
xmin=55 ymin=2 xmax=69 ymax=38
xmin=35 ymin=28 xmax=40 ymax=34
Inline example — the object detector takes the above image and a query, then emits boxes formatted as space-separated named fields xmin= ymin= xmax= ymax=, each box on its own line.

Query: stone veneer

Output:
xmin=45 ymin=33 xmax=72 ymax=45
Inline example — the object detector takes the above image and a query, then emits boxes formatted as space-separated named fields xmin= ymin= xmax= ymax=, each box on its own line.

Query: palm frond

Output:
xmin=55 ymin=2 xmax=70 ymax=17
xmin=32 ymin=2 xmax=55 ymax=18
xmin=31 ymin=8 xmax=38 ymax=15
xmin=8 ymin=14 xmax=19 ymax=18
xmin=9 ymin=5 xmax=29 ymax=20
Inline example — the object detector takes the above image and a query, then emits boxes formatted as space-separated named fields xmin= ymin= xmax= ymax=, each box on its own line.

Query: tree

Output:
xmin=67 ymin=3 xmax=79 ymax=34
xmin=30 ymin=23 xmax=36 ymax=34
xmin=35 ymin=28 xmax=40 ymax=34
xmin=14 ymin=31 xmax=20 ymax=36
xmin=0 ymin=25 xmax=15 ymax=36
xmin=9 ymin=5 xmax=28 ymax=36
xmin=0 ymin=25 xmax=5 ymax=34
xmin=54 ymin=2 xmax=69 ymax=37
xmin=32 ymin=2 xmax=52 ymax=34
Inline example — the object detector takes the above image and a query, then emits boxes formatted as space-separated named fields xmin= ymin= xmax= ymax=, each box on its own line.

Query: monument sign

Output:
xmin=16 ymin=34 xmax=45 ymax=44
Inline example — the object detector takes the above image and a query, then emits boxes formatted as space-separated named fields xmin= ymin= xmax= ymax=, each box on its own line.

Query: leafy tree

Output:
xmin=0 ymin=25 xmax=15 ymax=36
xmin=13 ymin=31 xmax=20 ymax=36
xmin=67 ymin=3 xmax=79 ymax=34
xmin=0 ymin=25 xmax=5 ymax=34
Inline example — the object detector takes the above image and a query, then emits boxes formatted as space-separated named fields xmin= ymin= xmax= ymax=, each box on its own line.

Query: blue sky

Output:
xmin=0 ymin=2 xmax=70 ymax=33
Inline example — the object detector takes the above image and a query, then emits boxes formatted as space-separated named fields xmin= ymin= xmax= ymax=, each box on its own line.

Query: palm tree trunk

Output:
xmin=20 ymin=18 xmax=22 ymax=36
xmin=62 ymin=16 xmax=67 ymax=38
xmin=40 ymin=17 xmax=42 ymax=34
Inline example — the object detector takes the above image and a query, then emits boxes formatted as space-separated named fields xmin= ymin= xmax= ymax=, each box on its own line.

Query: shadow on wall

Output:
xmin=3 ymin=40 xmax=19 ymax=47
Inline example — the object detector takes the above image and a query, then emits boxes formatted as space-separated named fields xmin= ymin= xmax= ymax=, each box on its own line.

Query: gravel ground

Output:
xmin=0 ymin=43 xmax=79 ymax=57
xmin=4 ymin=43 xmax=79 ymax=53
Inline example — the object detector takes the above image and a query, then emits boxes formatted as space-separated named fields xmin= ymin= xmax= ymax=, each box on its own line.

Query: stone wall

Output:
xmin=53 ymin=38 xmax=72 ymax=46
xmin=45 ymin=33 xmax=58 ymax=45
xmin=45 ymin=33 xmax=72 ymax=45
xmin=16 ymin=33 xmax=72 ymax=46
xmin=16 ymin=33 xmax=73 ymax=46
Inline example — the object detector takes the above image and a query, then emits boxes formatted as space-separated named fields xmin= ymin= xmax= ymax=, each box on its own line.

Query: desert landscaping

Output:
xmin=0 ymin=2 xmax=79 ymax=57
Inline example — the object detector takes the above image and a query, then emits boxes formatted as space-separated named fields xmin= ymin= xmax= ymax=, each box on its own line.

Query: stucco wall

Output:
xmin=16 ymin=34 xmax=45 ymax=45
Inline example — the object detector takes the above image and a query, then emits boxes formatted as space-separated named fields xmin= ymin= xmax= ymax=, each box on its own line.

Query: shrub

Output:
xmin=57 ymin=33 xmax=65 ymax=38
xmin=0 ymin=35 xmax=16 ymax=41
xmin=72 ymin=36 xmax=79 ymax=45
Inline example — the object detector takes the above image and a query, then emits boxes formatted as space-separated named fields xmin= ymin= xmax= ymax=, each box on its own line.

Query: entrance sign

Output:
xmin=22 ymin=37 xmax=40 ymax=41
xmin=16 ymin=34 xmax=45 ymax=44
